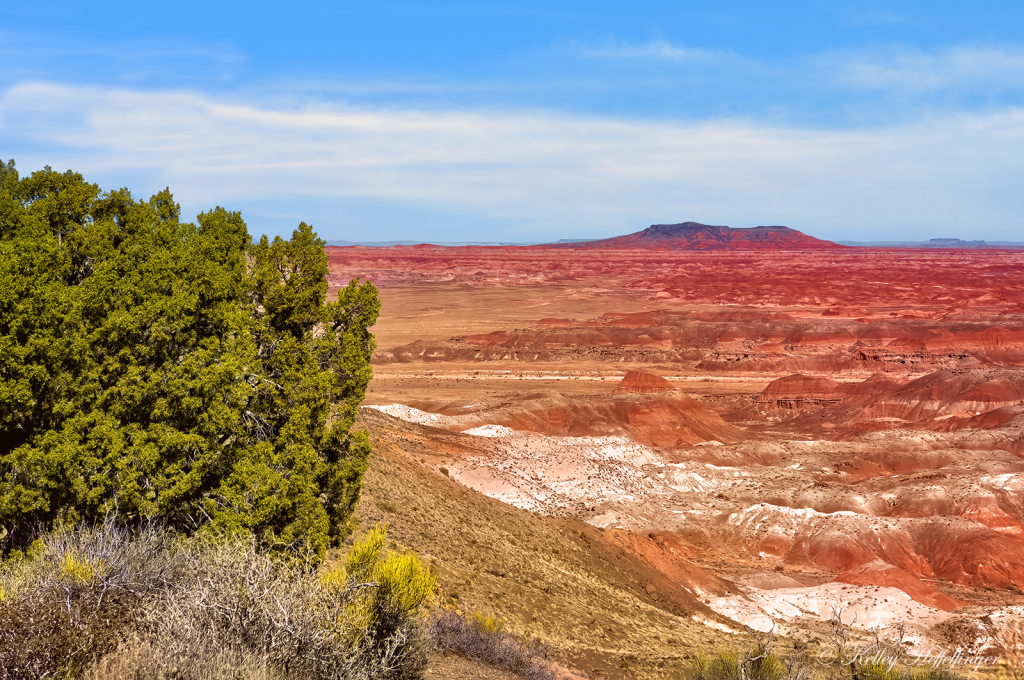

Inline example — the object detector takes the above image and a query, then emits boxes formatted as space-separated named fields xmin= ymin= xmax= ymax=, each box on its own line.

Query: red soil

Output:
xmin=914 ymin=522 xmax=1024 ymax=587
xmin=756 ymin=374 xmax=844 ymax=408
xmin=833 ymin=561 xmax=959 ymax=611
xmin=410 ymin=391 xmax=744 ymax=447
xmin=856 ymin=369 xmax=1024 ymax=422
xmin=328 ymin=245 xmax=1024 ymax=310
xmin=602 ymin=529 xmax=739 ymax=599
xmin=750 ymin=369 xmax=1024 ymax=447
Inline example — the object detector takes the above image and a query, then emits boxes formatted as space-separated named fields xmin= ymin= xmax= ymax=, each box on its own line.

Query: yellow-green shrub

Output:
xmin=372 ymin=551 xmax=436 ymax=615
xmin=690 ymin=651 xmax=743 ymax=680
xmin=858 ymin=661 xmax=902 ymax=680
xmin=345 ymin=524 xmax=388 ymax=581
xmin=471 ymin=611 xmax=505 ymax=634
xmin=689 ymin=648 xmax=782 ymax=680
xmin=332 ymin=523 xmax=437 ymax=656
xmin=319 ymin=564 xmax=348 ymax=589
xmin=61 ymin=553 xmax=103 ymax=585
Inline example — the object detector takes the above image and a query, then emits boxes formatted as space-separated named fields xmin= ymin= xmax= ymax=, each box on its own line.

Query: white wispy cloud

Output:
xmin=569 ymin=39 xmax=722 ymax=63
xmin=825 ymin=45 xmax=1024 ymax=93
xmin=2 ymin=82 xmax=1023 ymax=241
xmin=566 ymin=38 xmax=1024 ymax=102
xmin=0 ymin=31 xmax=246 ymax=85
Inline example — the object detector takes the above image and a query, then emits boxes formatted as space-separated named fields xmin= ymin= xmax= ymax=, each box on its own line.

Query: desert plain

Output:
xmin=328 ymin=227 xmax=1024 ymax=679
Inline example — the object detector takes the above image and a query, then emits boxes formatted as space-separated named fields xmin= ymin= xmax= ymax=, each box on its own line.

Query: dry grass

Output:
xmin=986 ymin=616 xmax=1024 ymax=680
xmin=0 ymin=520 xmax=174 ymax=679
xmin=0 ymin=518 xmax=431 ymax=680
xmin=427 ymin=610 xmax=555 ymax=680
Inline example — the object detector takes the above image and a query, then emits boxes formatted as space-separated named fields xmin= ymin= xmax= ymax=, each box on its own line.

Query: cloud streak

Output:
xmin=2 ymin=82 xmax=1023 ymax=241
xmin=566 ymin=39 xmax=1024 ymax=104
xmin=0 ymin=31 xmax=246 ymax=86
xmin=824 ymin=45 xmax=1024 ymax=94
xmin=569 ymin=39 xmax=723 ymax=64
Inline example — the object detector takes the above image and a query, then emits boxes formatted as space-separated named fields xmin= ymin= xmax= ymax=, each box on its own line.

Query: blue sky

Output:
xmin=3 ymin=1 xmax=1023 ymax=242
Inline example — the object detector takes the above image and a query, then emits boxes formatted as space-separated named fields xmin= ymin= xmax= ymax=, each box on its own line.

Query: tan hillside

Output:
xmin=351 ymin=408 xmax=745 ymax=680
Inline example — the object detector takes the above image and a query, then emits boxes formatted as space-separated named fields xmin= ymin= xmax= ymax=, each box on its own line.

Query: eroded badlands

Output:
xmin=331 ymin=242 xmax=1024 ymax=668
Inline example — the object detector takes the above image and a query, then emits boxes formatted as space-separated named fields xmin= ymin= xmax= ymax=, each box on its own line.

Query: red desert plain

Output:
xmin=332 ymin=222 xmax=1024 ymax=679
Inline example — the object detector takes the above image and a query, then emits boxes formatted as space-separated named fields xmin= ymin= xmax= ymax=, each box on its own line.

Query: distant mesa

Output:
xmin=326 ymin=226 xmax=1021 ymax=251
xmin=612 ymin=370 xmax=675 ymax=395
xmin=837 ymin=237 xmax=1024 ymax=249
xmin=926 ymin=238 xmax=988 ymax=247
xmin=554 ymin=222 xmax=842 ymax=251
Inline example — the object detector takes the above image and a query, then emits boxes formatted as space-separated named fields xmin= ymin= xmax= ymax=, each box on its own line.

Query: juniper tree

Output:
xmin=0 ymin=161 xmax=379 ymax=556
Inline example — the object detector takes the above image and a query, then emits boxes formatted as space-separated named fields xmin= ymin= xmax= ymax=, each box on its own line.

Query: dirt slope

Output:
xmin=351 ymin=408 xmax=745 ymax=680
xmin=832 ymin=561 xmax=959 ymax=611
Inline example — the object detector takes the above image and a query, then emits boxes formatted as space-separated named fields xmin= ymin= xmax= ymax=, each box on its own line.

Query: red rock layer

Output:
xmin=376 ymin=310 xmax=1024 ymax=373
xmin=411 ymin=392 xmax=744 ymax=447
xmin=857 ymin=369 xmax=1024 ymax=421
xmin=612 ymin=370 xmax=675 ymax=395
xmin=756 ymin=374 xmax=844 ymax=408
xmin=328 ymin=246 xmax=1024 ymax=310
xmin=832 ymin=561 xmax=959 ymax=611
xmin=752 ymin=369 xmax=1024 ymax=443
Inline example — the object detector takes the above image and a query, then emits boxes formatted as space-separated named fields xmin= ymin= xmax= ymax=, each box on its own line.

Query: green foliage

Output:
xmin=371 ymin=551 xmax=436 ymax=616
xmin=0 ymin=161 xmax=380 ymax=557
xmin=345 ymin=523 xmax=390 ymax=580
